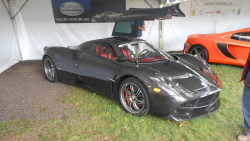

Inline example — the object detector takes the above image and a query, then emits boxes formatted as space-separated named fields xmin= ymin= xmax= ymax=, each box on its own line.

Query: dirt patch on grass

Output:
xmin=0 ymin=61 xmax=75 ymax=121
xmin=1 ymin=130 xmax=40 ymax=141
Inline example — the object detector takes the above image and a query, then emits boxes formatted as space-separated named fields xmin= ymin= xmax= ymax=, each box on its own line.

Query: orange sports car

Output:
xmin=184 ymin=28 xmax=250 ymax=66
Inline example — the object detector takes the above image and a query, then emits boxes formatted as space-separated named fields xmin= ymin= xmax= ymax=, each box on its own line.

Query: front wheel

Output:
xmin=188 ymin=45 xmax=209 ymax=62
xmin=43 ymin=56 xmax=57 ymax=82
xmin=119 ymin=78 xmax=150 ymax=116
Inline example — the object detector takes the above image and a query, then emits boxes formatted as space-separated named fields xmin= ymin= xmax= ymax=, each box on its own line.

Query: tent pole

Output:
xmin=12 ymin=0 xmax=28 ymax=19
xmin=7 ymin=0 xmax=24 ymax=60
xmin=159 ymin=1 xmax=166 ymax=49
xmin=1 ymin=0 xmax=11 ymax=18
xmin=159 ymin=20 xmax=163 ymax=49
xmin=144 ymin=0 xmax=153 ymax=8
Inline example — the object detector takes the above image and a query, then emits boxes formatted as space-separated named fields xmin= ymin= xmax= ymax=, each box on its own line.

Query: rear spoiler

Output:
xmin=115 ymin=4 xmax=185 ymax=22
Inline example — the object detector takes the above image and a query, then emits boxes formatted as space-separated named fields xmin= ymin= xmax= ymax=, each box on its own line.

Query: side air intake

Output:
xmin=217 ymin=43 xmax=236 ymax=59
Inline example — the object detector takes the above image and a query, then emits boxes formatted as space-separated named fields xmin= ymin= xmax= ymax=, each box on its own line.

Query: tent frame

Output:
xmin=1 ymin=0 xmax=29 ymax=60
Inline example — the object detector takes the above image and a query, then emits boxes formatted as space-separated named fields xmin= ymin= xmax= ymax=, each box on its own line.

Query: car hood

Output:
xmin=140 ymin=60 xmax=219 ymax=93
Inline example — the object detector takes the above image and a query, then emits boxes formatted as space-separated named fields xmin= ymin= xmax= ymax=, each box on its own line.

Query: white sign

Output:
xmin=191 ymin=0 xmax=242 ymax=20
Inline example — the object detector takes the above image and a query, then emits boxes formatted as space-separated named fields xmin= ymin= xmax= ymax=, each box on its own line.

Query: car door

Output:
xmin=227 ymin=32 xmax=250 ymax=61
xmin=77 ymin=41 xmax=120 ymax=95
xmin=52 ymin=47 xmax=80 ymax=83
xmin=112 ymin=3 xmax=185 ymax=37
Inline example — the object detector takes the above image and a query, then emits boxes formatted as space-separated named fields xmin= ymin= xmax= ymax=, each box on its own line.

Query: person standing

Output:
xmin=137 ymin=20 xmax=146 ymax=38
xmin=238 ymin=52 xmax=250 ymax=141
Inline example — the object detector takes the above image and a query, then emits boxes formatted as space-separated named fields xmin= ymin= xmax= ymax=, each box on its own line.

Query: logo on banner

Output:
xmin=51 ymin=0 xmax=126 ymax=23
xmin=191 ymin=0 xmax=243 ymax=21
xmin=60 ymin=2 xmax=85 ymax=16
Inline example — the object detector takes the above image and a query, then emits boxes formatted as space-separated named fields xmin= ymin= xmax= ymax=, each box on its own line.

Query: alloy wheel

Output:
xmin=44 ymin=58 xmax=56 ymax=81
xmin=189 ymin=45 xmax=208 ymax=61
xmin=120 ymin=82 xmax=145 ymax=114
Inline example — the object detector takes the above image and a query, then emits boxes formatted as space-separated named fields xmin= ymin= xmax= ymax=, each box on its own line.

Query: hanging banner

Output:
xmin=51 ymin=0 xmax=126 ymax=23
xmin=191 ymin=0 xmax=243 ymax=20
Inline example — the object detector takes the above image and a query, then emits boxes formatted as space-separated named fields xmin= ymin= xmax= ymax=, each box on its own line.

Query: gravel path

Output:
xmin=0 ymin=61 xmax=74 ymax=121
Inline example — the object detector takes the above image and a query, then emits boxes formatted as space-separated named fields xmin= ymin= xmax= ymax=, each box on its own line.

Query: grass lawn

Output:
xmin=0 ymin=64 xmax=246 ymax=141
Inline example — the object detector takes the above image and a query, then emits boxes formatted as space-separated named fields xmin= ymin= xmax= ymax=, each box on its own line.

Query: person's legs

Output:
xmin=239 ymin=62 xmax=250 ymax=140
xmin=243 ymin=86 xmax=250 ymax=134
xmin=238 ymin=86 xmax=250 ymax=141
xmin=244 ymin=119 xmax=250 ymax=135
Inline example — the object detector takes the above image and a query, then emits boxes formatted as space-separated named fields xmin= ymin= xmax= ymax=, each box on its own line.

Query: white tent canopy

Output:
xmin=0 ymin=0 xmax=20 ymax=73
xmin=1 ymin=0 xmax=250 ymax=73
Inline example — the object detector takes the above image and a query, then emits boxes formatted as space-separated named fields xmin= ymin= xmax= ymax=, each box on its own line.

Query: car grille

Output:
xmin=182 ymin=92 xmax=219 ymax=107
xmin=172 ymin=92 xmax=220 ymax=121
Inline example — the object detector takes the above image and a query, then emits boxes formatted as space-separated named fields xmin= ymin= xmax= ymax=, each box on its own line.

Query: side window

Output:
xmin=112 ymin=21 xmax=138 ymax=37
xmin=114 ymin=21 xmax=134 ymax=34
xmin=120 ymin=43 xmax=158 ymax=58
xmin=94 ymin=43 xmax=117 ymax=61
xmin=120 ymin=45 xmax=133 ymax=58
xmin=231 ymin=32 xmax=250 ymax=42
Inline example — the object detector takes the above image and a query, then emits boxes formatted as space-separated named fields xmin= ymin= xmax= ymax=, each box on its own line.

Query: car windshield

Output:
xmin=118 ymin=41 xmax=173 ymax=63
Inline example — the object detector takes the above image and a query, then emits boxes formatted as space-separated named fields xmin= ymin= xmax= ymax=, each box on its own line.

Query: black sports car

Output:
xmin=43 ymin=36 xmax=222 ymax=121
xmin=43 ymin=4 xmax=222 ymax=121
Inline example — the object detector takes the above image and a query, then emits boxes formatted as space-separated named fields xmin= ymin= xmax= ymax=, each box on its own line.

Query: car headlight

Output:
xmin=201 ymin=58 xmax=215 ymax=75
xmin=192 ymin=54 xmax=215 ymax=75
xmin=194 ymin=56 xmax=222 ymax=87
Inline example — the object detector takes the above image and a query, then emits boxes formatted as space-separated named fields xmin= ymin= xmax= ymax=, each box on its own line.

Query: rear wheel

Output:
xmin=43 ymin=56 xmax=57 ymax=82
xmin=188 ymin=45 xmax=209 ymax=62
xmin=119 ymin=78 xmax=150 ymax=116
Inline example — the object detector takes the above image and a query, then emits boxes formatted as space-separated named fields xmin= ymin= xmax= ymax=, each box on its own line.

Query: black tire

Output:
xmin=119 ymin=77 xmax=150 ymax=116
xmin=43 ymin=56 xmax=57 ymax=82
xmin=188 ymin=45 xmax=209 ymax=62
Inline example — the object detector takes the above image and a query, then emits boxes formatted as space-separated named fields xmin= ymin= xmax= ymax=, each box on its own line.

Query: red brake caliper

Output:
xmin=124 ymin=86 xmax=131 ymax=104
